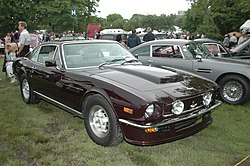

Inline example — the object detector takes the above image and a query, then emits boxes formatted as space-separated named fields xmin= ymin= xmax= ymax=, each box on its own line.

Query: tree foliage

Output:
xmin=0 ymin=0 xmax=99 ymax=36
xmin=182 ymin=0 xmax=250 ymax=39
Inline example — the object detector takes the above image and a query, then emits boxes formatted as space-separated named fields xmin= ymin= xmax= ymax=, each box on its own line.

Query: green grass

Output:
xmin=0 ymin=58 xmax=249 ymax=166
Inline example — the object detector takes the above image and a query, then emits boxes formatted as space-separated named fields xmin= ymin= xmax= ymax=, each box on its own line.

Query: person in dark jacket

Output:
xmin=143 ymin=27 xmax=155 ymax=42
xmin=127 ymin=29 xmax=141 ymax=48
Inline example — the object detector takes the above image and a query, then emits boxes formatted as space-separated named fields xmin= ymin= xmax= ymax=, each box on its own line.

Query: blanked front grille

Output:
xmin=163 ymin=94 xmax=204 ymax=117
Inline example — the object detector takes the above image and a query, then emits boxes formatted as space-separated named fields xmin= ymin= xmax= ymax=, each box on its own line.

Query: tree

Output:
xmin=0 ymin=0 xmax=100 ymax=36
xmin=181 ymin=0 xmax=250 ymax=39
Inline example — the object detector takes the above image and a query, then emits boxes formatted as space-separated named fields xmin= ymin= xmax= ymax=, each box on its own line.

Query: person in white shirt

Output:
xmin=17 ymin=21 xmax=30 ymax=57
xmin=229 ymin=33 xmax=237 ymax=48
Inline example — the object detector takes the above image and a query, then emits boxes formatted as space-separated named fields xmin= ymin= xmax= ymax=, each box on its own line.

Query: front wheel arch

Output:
xmin=217 ymin=74 xmax=250 ymax=105
xmin=82 ymin=94 xmax=123 ymax=146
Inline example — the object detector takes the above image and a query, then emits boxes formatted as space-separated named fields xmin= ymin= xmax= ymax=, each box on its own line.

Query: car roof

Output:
xmin=194 ymin=38 xmax=222 ymax=44
xmin=40 ymin=39 xmax=118 ymax=45
xmin=131 ymin=39 xmax=194 ymax=50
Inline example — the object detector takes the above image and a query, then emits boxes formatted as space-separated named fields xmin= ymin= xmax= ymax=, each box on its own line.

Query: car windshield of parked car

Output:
xmin=63 ymin=43 xmax=135 ymax=68
xmin=183 ymin=43 xmax=208 ymax=59
xmin=60 ymin=36 xmax=85 ymax=41
xmin=232 ymin=38 xmax=250 ymax=52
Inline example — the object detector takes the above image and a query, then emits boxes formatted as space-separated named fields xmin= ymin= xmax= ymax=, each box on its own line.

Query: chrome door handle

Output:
xmin=147 ymin=59 xmax=154 ymax=63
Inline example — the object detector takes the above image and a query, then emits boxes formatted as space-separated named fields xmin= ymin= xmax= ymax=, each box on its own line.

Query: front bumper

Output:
xmin=119 ymin=100 xmax=222 ymax=145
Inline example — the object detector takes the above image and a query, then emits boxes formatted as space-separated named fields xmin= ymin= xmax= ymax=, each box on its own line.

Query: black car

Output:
xmin=99 ymin=33 xmax=128 ymax=43
xmin=13 ymin=40 xmax=221 ymax=146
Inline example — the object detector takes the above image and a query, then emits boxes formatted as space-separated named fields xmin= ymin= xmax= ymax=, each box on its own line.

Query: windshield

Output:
xmin=63 ymin=43 xmax=136 ymax=68
xmin=232 ymin=38 xmax=250 ymax=52
xmin=182 ymin=43 xmax=210 ymax=59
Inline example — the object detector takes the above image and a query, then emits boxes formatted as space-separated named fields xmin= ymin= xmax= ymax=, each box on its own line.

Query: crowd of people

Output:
xmin=223 ymin=30 xmax=249 ymax=49
xmin=1 ymin=21 xmax=31 ymax=84
xmin=1 ymin=21 xmax=249 ymax=83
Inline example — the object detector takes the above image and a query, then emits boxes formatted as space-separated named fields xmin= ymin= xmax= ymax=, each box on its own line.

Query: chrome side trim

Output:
xmin=34 ymin=91 xmax=82 ymax=116
xmin=119 ymin=100 xmax=222 ymax=129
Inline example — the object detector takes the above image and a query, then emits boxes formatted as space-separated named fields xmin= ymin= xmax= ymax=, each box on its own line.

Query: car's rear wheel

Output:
xmin=20 ymin=74 xmax=40 ymax=104
xmin=83 ymin=94 xmax=123 ymax=146
xmin=218 ymin=75 xmax=250 ymax=105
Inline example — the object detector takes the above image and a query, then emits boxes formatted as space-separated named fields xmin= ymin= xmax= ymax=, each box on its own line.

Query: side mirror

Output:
xmin=196 ymin=55 xmax=202 ymax=62
xmin=134 ymin=54 xmax=139 ymax=59
xmin=45 ymin=60 xmax=57 ymax=67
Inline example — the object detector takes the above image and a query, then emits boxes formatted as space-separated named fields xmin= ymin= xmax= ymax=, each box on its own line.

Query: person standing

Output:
xmin=5 ymin=43 xmax=17 ymax=83
xmin=238 ymin=30 xmax=248 ymax=44
xmin=127 ymin=29 xmax=141 ymax=48
xmin=223 ymin=34 xmax=230 ymax=48
xmin=229 ymin=33 xmax=237 ymax=49
xmin=4 ymin=33 xmax=11 ymax=47
xmin=17 ymin=21 xmax=30 ymax=57
xmin=143 ymin=27 xmax=155 ymax=42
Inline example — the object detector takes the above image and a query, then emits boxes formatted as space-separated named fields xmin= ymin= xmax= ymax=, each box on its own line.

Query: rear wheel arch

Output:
xmin=216 ymin=73 xmax=250 ymax=104
xmin=215 ymin=72 xmax=250 ymax=85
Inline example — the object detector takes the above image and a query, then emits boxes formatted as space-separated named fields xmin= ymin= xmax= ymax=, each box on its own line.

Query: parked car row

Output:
xmin=130 ymin=39 xmax=250 ymax=105
xmin=13 ymin=40 xmax=221 ymax=146
xmin=194 ymin=38 xmax=250 ymax=59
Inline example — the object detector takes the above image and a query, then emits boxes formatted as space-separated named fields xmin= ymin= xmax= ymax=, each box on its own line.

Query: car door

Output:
xmin=29 ymin=45 xmax=61 ymax=98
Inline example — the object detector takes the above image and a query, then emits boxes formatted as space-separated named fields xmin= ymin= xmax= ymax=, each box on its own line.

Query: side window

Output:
xmin=30 ymin=47 xmax=40 ymax=61
xmin=218 ymin=45 xmax=227 ymax=54
xmin=204 ymin=44 xmax=219 ymax=54
xmin=54 ymin=49 xmax=62 ymax=66
xmin=152 ymin=45 xmax=182 ymax=58
xmin=132 ymin=46 xmax=150 ymax=57
xmin=37 ymin=45 xmax=57 ymax=63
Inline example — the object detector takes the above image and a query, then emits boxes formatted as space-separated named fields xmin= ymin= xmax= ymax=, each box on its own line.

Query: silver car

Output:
xmin=130 ymin=39 xmax=250 ymax=105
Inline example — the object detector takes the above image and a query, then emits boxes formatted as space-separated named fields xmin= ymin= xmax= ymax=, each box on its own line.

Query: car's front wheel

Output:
xmin=218 ymin=75 xmax=250 ymax=105
xmin=83 ymin=94 xmax=123 ymax=146
xmin=20 ymin=74 xmax=40 ymax=104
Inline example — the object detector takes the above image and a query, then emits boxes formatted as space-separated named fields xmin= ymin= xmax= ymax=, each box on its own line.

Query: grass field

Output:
xmin=0 ymin=58 xmax=249 ymax=166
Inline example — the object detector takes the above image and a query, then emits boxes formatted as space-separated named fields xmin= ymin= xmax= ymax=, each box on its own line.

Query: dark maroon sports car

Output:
xmin=13 ymin=40 xmax=221 ymax=146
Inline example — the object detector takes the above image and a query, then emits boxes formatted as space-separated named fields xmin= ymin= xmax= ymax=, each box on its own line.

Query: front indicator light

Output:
xmin=123 ymin=107 xmax=133 ymax=114
xmin=171 ymin=100 xmax=184 ymax=115
xmin=145 ymin=127 xmax=158 ymax=133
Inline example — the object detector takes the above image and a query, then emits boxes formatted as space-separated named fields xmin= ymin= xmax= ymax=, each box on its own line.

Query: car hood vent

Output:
xmin=102 ymin=65 xmax=184 ymax=85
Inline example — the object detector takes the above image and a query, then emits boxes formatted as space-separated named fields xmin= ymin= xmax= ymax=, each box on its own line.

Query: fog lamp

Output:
xmin=145 ymin=104 xmax=154 ymax=118
xmin=203 ymin=92 xmax=212 ymax=106
xmin=171 ymin=100 xmax=184 ymax=115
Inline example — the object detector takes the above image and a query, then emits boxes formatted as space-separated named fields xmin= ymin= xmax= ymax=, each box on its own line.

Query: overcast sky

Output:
xmin=96 ymin=0 xmax=191 ymax=19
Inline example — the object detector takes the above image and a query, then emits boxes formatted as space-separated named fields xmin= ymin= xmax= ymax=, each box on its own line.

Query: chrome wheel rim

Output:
xmin=22 ymin=79 xmax=30 ymax=100
xmin=222 ymin=80 xmax=243 ymax=102
xmin=89 ymin=105 xmax=110 ymax=138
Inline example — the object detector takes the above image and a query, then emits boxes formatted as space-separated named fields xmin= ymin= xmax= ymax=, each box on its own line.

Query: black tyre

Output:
xmin=218 ymin=75 xmax=250 ymax=105
xmin=83 ymin=94 xmax=123 ymax=146
xmin=20 ymin=74 xmax=40 ymax=104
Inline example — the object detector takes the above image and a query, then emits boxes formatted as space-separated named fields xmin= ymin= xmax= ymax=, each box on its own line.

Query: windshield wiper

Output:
xmin=98 ymin=58 xmax=125 ymax=69
xmin=120 ymin=59 xmax=139 ymax=65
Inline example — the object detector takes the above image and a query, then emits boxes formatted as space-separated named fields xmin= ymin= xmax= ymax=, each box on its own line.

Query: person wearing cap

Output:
xmin=17 ymin=21 xmax=31 ymax=57
xmin=143 ymin=27 xmax=155 ymax=42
